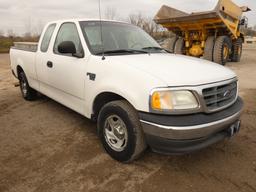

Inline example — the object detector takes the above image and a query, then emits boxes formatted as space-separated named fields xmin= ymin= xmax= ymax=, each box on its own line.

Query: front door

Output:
xmin=38 ymin=22 xmax=87 ymax=114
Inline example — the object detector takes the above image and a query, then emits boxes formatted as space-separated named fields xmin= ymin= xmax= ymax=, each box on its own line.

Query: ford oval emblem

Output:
xmin=223 ymin=90 xmax=231 ymax=97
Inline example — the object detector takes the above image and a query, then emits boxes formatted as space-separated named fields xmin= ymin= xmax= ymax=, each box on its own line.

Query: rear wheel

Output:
xmin=231 ymin=38 xmax=243 ymax=62
xmin=203 ymin=36 xmax=215 ymax=61
xmin=19 ymin=71 xmax=37 ymax=101
xmin=213 ymin=36 xmax=232 ymax=65
xmin=97 ymin=100 xmax=146 ymax=162
xmin=174 ymin=38 xmax=185 ymax=55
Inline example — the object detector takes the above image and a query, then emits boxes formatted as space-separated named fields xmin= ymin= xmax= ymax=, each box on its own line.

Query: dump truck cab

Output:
xmin=155 ymin=0 xmax=251 ymax=65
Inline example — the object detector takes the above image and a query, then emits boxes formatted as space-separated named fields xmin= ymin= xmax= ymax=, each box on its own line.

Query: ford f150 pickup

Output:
xmin=10 ymin=19 xmax=243 ymax=162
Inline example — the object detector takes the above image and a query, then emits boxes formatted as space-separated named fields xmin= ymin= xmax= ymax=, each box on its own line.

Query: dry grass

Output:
xmin=0 ymin=36 xmax=39 ymax=53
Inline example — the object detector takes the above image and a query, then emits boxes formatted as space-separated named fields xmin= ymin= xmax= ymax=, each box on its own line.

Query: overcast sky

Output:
xmin=0 ymin=0 xmax=255 ymax=35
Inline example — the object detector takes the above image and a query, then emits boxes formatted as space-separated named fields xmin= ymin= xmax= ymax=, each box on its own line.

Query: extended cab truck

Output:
xmin=10 ymin=19 xmax=243 ymax=162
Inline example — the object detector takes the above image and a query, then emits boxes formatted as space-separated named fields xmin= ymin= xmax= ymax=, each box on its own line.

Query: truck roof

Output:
xmin=46 ymin=18 xmax=128 ymax=25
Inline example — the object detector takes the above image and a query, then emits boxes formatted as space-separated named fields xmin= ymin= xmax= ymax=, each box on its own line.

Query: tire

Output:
xmin=97 ymin=100 xmax=146 ymax=163
xmin=231 ymin=38 xmax=243 ymax=62
xmin=203 ymin=36 xmax=215 ymax=61
xmin=168 ymin=37 xmax=178 ymax=53
xmin=19 ymin=71 xmax=37 ymax=101
xmin=213 ymin=36 xmax=232 ymax=65
xmin=174 ymin=38 xmax=185 ymax=54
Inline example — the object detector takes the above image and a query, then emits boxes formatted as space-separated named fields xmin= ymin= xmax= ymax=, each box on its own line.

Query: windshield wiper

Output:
xmin=142 ymin=46 xmax=171 ymax=53
xmin=142 ymin=46 xmax=164 ymax=50
xmin=96 ymin=49 xmax=149 ymax=55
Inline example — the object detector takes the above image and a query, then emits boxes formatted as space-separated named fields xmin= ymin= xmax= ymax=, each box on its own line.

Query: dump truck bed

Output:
xmin=155 ymin=10 xmax=219 ymax=24
xmin=155 ymin=9 xmax=225 ymax=34
xmin=154 ymin=0 xmax=250 ymax=38
xmin=155 ymin=8 xmax=225 ymax=35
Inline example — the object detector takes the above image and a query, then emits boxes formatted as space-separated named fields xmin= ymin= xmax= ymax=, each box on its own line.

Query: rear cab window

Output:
xmin=40 ymin=24 xmax=56 ymax=52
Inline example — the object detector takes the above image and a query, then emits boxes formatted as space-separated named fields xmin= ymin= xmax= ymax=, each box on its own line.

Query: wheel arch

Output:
xmin=91 ymin=91 xmax=134 ymax=121
xmin=16 ymin=65 xmax=24 ymax=79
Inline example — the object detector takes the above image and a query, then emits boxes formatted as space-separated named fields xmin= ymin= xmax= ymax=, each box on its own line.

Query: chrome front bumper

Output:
xmin=140 ymin=111 xmax=242 ymax=140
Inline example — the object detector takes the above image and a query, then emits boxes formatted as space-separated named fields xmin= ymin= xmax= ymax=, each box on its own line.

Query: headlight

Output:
xmin=151 ymin=90 xmax=199 ymax=111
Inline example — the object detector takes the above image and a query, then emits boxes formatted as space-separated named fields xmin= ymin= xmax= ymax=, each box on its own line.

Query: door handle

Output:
xmin=87 ymin=72 xmax=96 ymax=81
xmin=47 ymin=61 xmax=53 ymax=68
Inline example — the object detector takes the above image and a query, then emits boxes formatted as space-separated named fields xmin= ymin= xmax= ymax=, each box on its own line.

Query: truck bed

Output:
xmin=13 ymin=42 xmax=38 ymax=52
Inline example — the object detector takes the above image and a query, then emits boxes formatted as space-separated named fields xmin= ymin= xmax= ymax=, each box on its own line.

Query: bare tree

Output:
xmin=128 ymin=13 xmax=144 ymax=28
xmin=7 ymin=29 xmax=14 ymax=38
xmin=128 ymin=13 xmax=160 ymax=37
xmin=0 ymin=30 xmax=4 ymax=37
xmin=104 ymin=7 xmax=118 ymax=20
xmin=34 ymin=19 xmax=44 ymax=36
xmin=24 ymin=17 xmax=32 ymax=37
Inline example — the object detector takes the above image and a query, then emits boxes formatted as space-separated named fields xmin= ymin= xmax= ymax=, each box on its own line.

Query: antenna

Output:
xmin=98 ymin=0 xmax=105 ymax=60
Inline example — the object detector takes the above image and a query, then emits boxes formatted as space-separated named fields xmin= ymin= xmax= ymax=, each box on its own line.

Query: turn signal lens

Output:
xmin=151 ymin=91 xmax=173 ymax=110
xmin=151 ymin=92 xmax=161 ymax=109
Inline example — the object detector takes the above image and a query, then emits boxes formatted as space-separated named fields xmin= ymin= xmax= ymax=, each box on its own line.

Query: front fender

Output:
xmin=85 ymin=56 xmax=167 ymax=117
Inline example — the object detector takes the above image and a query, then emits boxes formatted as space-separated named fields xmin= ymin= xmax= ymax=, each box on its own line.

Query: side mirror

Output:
xmin=58 ymin=41 xmax=76 ymax=55
xmin=57 ymin=41 xmax=84 ymax=58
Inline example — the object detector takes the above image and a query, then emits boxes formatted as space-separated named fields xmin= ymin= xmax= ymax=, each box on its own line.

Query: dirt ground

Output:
xmin=0 ymin=46 xmax=256 ymax=192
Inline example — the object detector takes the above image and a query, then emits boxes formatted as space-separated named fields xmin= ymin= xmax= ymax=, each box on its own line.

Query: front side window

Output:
xmin=40 ymin=24 xmax=56 ymax=52
xmin=79 ymin=21 xmax=164 ymax=55
xmin=53 ymin=23 xmax=83 ymax=56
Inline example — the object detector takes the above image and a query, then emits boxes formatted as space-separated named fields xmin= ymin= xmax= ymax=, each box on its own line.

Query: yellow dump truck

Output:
xmin=154 ymin=0 xmax=251 ymax=65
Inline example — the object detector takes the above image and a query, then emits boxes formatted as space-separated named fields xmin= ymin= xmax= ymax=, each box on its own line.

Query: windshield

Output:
xmin=79 ymin=21 xmax=164 ymax=55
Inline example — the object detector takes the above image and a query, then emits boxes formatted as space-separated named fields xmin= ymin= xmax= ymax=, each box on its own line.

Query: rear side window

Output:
xmin=40 ymin=24 xmax=56 ymax=52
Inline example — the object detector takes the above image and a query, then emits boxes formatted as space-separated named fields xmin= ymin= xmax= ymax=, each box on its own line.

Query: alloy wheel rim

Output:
xmin=104 ymin=115 xmax=128 ymax=152
xmin=20 ymin=78 xmax=28 ymax=96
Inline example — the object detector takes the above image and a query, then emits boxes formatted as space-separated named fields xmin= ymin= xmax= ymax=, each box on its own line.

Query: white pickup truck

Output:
xmin=10 ymin=19 xmax=243 ymax=162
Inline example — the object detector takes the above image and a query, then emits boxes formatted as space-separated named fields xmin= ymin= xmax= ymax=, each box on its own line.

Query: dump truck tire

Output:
xmin=213 ymin=36 xmax=232 ymax=65
xmin=174 ymin=38 xmax=185 ymax=54
xmin=231 ymin=38 xmax=243 ymax=62
xmin=203 ymin=36 xmax=215 ymax=61
xmin=168 ymin=37 xmax=178 ymax=53
xmin=161 ymin=37 xmax=177 ymax=52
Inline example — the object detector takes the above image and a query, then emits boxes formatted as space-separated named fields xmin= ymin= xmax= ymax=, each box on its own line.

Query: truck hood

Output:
xmin=108 ymin=53 xmax=236 ymax=86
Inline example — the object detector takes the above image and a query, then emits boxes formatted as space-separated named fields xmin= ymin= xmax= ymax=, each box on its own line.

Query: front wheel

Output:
xmin=19 ymin=71 xmax=37 ymax=101
xmin=97 ymin=100 xmax=146 ymax=162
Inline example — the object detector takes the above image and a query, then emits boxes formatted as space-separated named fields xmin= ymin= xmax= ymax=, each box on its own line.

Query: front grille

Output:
xmin=202 ymin=81 xmax=237 ymax=111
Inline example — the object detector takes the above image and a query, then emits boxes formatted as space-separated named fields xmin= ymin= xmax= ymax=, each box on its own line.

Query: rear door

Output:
xmin=36 ymin=23 xmax=57 ymax=84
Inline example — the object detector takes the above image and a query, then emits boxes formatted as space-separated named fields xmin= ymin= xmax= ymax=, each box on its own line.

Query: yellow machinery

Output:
xmin=154 ymin=0 xmax=251 ymax=65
